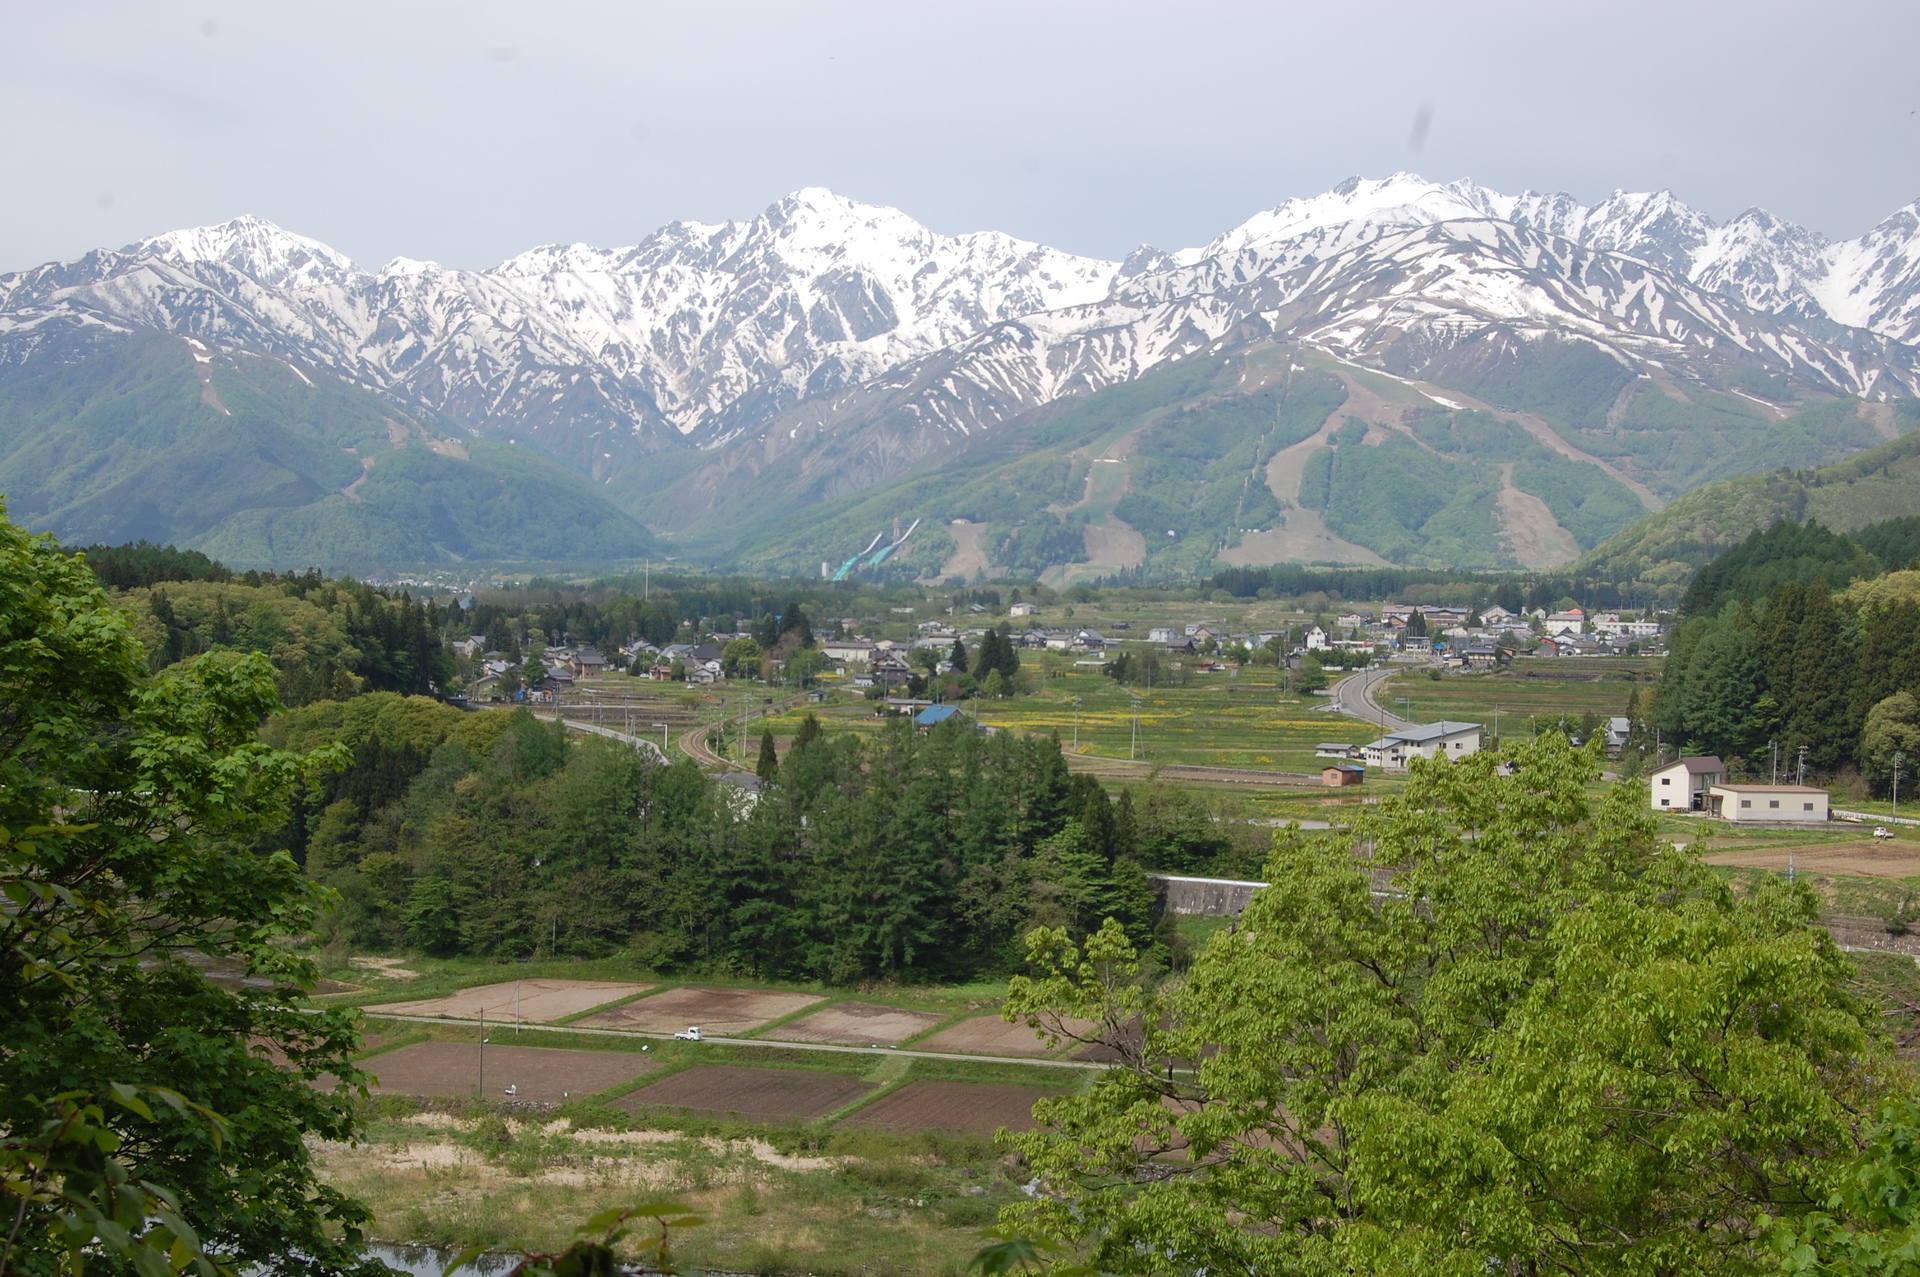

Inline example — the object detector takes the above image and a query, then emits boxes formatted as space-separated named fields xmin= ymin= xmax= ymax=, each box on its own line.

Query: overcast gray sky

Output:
xmin=4 ymin=1 xmax=1917 ymax=273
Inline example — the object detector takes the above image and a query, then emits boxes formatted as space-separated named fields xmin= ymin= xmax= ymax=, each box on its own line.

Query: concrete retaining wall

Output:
xmin=1149 ymin=874 xmax=1269 ymax=916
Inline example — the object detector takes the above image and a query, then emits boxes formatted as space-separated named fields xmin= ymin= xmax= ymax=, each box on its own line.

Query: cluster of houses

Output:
xmin=453 ymin=639 xmax=612 ymax=698
xmin=1647 ymin=755 xmax=1831 ymax=825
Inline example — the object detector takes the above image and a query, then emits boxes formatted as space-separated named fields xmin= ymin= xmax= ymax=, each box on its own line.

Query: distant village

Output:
xmin=452 ymin=601 xmax=1665 ymax=696
xmin=443 ymin=601 xmax=1670 ymax=785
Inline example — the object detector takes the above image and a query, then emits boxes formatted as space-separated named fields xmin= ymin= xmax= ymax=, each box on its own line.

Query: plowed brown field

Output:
xmin=918 ymin=1015 xmax=1094 ymax=1057
xmin=766 ymin=1002 xmax=946 ymax=1046
xmin=576 ymin=986 xmax=823 ymax=1035
xmin=366 ymin=979 xmax=651 ymax=1023
xmin=615 ymin=1065 xmax=872 ymax=1121
xmin=1703 ymin=841 xmax=1920 ymax=880
xmin=360 ymin=1042 xmax=655 ymax=1104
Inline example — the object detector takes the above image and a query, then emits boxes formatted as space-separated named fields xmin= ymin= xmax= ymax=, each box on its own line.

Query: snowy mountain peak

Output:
xmin=1187 ymin=172 xmax=1505 ymax=262
xmin=6 ymin=175 xmax=1919 ymax=501
xmin=134 ymin=215 xmax=363 ymax=289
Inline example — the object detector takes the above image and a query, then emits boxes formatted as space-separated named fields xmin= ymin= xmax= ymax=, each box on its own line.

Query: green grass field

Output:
xmin=1378 ymin=659 xmax=1663 ymax=740
xmin=733 ymin=657 xmax=1377 ymax=774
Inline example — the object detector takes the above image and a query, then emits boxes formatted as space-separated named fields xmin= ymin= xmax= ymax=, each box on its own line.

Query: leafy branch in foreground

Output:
xmin=0 ymin=1086 xmax=230 ymax=1277
xmin=440 ymin=1202 xmax=704 ymax=1277
xmin=1769 ymin=1101 xmax=1920 ymax=1275
xmin=997 ymin=733 xmax=1907 ymax=1276
xmin=0 ymin=501 xmax=375 ymax=1277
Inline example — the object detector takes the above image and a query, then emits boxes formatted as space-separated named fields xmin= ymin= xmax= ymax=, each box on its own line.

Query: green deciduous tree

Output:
xmin=999 ymin=734 xmax=1894 ymax=1277
xmin=0 ymin=505 xmax=374 ymax=1277
xmin=1863 ymin=693 xmax=1920 ymax=788
xmin=720 ymin=637 xmax=762 ymax=679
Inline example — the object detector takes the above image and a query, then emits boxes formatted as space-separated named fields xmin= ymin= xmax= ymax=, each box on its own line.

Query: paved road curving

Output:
xmin=1330 ymin=662 xmax=1428 ymax=735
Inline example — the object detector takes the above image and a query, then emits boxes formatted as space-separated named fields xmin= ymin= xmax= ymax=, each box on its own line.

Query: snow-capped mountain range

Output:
xmin=2 ymin=173 xmax=1917 ymax=507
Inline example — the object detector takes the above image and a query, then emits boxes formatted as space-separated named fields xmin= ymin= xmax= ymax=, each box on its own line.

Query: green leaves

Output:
xmin=439 ymin=1201 xmax=704 ymax=1277
xmin=1766 ymin=1102 xmax=1920 ymax=1275
xmin=969 ymin=1229 xmax=1098 ymax=1276
xmin=0 ymin=499 xmax=375 ymax=1277
xmin=997 ymin=732 xmax=1900 ymax=1276
xmin=0 ymin=1088 xmax=233 ymax=1277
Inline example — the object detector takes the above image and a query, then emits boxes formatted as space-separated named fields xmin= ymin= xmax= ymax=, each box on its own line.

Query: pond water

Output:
xmin=361 ymin=1242 xmax=749 ymax=1277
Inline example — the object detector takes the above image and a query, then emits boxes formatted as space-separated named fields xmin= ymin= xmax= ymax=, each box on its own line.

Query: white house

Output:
xmin=1361 ymin=721 xmax=1483 ymax=770
xmin=1708 ymin=783 xmax=1830 ymax=824
xmin=1543 ymin=609 xmax=1586 ymax=637
xmin=1648 ymin=756 xmax=1724 ymax=812
xmin=1304 ymin=625 xmax=1329 ymax=651
xmin=1009 ymin=602 xmax=1037 ymax=617
xmin=821 ymin=638 xmax=877 ymax=663
xmin=1148 ymin=626 xmax=1177 ymax=644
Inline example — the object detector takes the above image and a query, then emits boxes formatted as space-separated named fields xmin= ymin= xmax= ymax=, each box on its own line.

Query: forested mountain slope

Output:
xmin=1572 ymin=409 xmax=1920 ymax=588
xmin=0 ymin=329 xmax=664 ymax=569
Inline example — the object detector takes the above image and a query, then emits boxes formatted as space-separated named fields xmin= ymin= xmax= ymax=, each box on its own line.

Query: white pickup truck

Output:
xmin=672 ymin=1026 xmax=702 ymax=1042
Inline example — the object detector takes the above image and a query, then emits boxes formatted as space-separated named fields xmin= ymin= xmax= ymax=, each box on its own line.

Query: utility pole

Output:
xmin=654 ymin=723 xmax=668 ymax=755
xmin=478 ymin=1008 xmax=485 ymax=1100
xmin=1797 ymin=744 xmax=1808 ymax=787
xmin=1896 ymin=751 xmax=1906 ymax=819
xmin=1072 ymin=697 xmax=1080 ymax=750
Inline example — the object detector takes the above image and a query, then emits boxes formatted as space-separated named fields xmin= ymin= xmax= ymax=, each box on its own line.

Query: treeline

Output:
xmin=133 ymin=578 xmax=455 ymax=705
xmin=1207 ymin=562 xmax=1645 ymax=611
xmin=270 ymin=697 xmax=1267 ymax=979
xmin=1654 ymin=519 xmax=1920 ymax=782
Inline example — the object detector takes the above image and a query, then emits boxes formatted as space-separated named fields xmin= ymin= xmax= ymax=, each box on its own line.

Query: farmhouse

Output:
xmin=1543 ymin=609 xmax=1586 ymax=636
xmin=1648 ymin=756 xmax=1724 ymax=812
xmin=1707 ymin=783 xmax=1830 ymax=824
xmin=1361 ymin=721 xmax=1482 ymax=770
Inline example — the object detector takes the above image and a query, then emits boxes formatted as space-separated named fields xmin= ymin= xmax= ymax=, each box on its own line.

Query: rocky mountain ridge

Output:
xmin=2 ymin=174 xmax=1918 ymax=572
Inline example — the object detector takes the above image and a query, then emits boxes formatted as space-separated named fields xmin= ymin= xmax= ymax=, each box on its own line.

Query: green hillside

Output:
xmin=718 ymin=342 xmax=1652 ymax=579
xmin=0 ymin=330 xmax=664 ymax=571
xmin=1572 ymin=407 xmax=1920 ymax=589
xmin=1427 ymin=335 xmax=1890 ymax=497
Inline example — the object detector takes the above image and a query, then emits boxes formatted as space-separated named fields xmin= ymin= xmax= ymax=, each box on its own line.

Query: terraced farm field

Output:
xmin=1377 ymin=659 xmax=1663 ymax=741
xmin=752 ymin=660 xmax=1377 ymax=773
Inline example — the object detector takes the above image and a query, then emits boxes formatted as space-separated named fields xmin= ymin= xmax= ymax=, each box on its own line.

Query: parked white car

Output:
xmin=1875 ymin=827 xmax=1895 ymax=841
xmin=673 ymin=1026 xmax=702 ymax=1041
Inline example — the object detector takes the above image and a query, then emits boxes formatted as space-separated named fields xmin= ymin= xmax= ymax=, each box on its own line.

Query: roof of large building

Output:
xmin=1711 ymin=783 xmax=1829 ymax=794
xmin=1656 ymin=756 xmax=1726 ymax=774
xmin=1378 ymin=720 xmax=1482 ymax=745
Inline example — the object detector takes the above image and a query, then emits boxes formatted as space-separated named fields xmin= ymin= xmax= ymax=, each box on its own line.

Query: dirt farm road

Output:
xmin=356 ymin=1010 xmax=1101 ymax=1072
